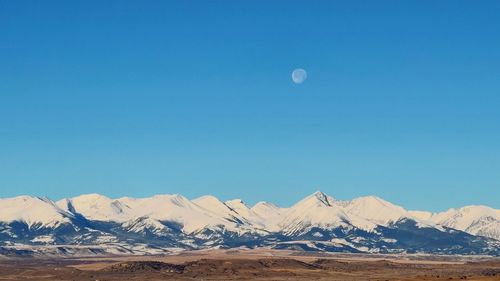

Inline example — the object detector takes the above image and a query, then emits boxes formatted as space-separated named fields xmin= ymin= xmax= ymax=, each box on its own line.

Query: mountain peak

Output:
xmin=57 ymin=193 xmax=130 ymax=222
xmin=192 ymin=195 xmax=238 ymax=218
xmin=351 ymin=195 xmax=393 ymax=207
xmin=150 ymin=194 xmax=191 ymax=206
xmin=252 ymin=201 xmax=279 ymax=209
xmin=192 ymin=195 xmax=226 ymax=209
xmin=0 ymin=195 xmax=74 ymax=228
xmin=312 ymin=190 xmax=326 ymax=196
xmin=225 ymin=199 xmax=247 ymax=208
xmin=193 ymin=195 xmax=220 ymax=202
xmin=303 ymin=191 xmax=335 ymax=207
xmin=71 ymin=193 xmax=111 ymax=202
xmin=344 ymin=195 xmax=408 ymax=225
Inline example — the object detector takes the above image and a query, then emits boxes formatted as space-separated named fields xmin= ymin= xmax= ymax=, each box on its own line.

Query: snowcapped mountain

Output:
xmin=0 ymin=191 xmax=499 ymax=256
xmin=0 ymin=196 xmax=74 ymax=228
xmin=57 ymin=194 xmax=131 ymax=222
xmin=279 ymin=191 xmax=377 ymax=234
xmin=224 ymin=199 xmax=270 ymax=229
xmin=343 ymin=196 xmax=408 ymax=226
xmin=429 ymin=205 xmax=500 ymax=240
xmin=116 ymin=194 xmax=252 ymax=234
xmin=251 ymin=201 xmax=286 ymax=231
xmin=192 ymin=195 xmax=249 ymax=225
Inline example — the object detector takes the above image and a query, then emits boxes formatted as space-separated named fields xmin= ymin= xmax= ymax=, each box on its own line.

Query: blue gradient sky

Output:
xmin=1 ymin=1 xmax=499 ymax=210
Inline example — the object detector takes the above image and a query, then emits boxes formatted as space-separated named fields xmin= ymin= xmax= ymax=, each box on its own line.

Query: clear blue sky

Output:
xmin=1 ymin=1 xmax=499 ymax=211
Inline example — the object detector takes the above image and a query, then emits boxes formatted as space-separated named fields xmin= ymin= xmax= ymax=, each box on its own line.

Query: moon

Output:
xmin=292 ymin=68 xmax=307 ymax=84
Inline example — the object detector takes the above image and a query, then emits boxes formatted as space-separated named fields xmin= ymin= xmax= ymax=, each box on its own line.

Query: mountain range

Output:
xmin=0 ymin=191 xmax=499 ymax=257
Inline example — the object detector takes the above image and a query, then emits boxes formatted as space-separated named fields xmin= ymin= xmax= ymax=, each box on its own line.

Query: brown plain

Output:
xmin=0 ymin=249 xmax=499 ymax=280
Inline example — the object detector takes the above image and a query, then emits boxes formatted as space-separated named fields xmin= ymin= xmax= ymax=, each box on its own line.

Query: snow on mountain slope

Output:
xmin=251 ymin=202 xmax=284 ymax=218
xmin=57 ymin=194 xmax=131 ymax=222
xmin=116 ymin=194 xmax=240 ymax=233
xmin=192 ymin=195 xmax=248 ymax=225
xmin=279 ymin=191 xmax=377 ymax=234
xmin=224 ymin=199 xmax=269 ymax=228
xmin=464 ymin=218 xmax=500 ymax=241
xmin=121 ymin=217 xmax=173 ymax=236
xmin=430 ymin=206 xmax=500 ymax=240
xmin=0 ymin=196 xmax=73 ymax=228
xmin=0 ymin=192 xmax=498 ymax=243
xmin=251 ymin=202 xmax=286 ymax=231
xmin=343 ymin=196 xmax=408 ymax=225
xmin=408 ymin=210 xmax=433 ymax=221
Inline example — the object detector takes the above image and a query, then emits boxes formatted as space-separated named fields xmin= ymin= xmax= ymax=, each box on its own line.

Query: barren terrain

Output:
xmin=0 ymin=249 xmax=499 ymax=280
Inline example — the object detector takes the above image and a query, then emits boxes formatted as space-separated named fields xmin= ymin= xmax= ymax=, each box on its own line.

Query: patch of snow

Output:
xmin=30 ymin=235 xmax=55 ymax=244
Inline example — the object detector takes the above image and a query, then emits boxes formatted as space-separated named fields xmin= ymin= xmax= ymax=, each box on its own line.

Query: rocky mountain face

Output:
xmin=0 ymin=191 xmax=499 ymax=256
